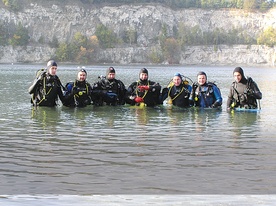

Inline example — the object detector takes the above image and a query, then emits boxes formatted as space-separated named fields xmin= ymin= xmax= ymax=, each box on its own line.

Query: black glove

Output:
xmin=189 ymin=99 xmax=194 ymax=106
xmin=211 ymin=101 xmax=220 ymax=108
xmin=246 ymin=88 xmax=254 ymax=96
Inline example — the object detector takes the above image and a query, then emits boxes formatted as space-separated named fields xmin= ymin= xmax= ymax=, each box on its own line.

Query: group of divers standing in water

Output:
xmin=28 ymin=60 xmax=262 ymax=111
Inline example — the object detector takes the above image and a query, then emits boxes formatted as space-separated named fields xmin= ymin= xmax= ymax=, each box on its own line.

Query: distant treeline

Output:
xmin=2 ymin=0 xmax=276 ymax=11
xmin=84 ymin=0 xmax=275 ymax=11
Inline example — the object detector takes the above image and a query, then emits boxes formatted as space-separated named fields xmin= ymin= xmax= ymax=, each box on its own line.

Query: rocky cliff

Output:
xmin=0 ymin=2 xmax=276 ymax=66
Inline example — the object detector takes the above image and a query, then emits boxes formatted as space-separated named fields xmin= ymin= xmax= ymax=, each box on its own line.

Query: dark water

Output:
xmin=0 ymin=64 xmax=276 ymax=198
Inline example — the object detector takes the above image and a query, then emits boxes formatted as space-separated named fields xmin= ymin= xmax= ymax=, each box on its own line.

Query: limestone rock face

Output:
xmin=0 ymin=3 xmax=276 ymax=66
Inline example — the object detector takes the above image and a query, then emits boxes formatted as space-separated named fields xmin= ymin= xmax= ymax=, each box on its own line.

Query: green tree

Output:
xmin=163 ymin=37 xmax=181 ymax=64
xmin=2 ymin=0 xmax=20 ymax=11
xmin=148 ymin=47 xmax=164 ymax=64
xmin=176 ymin=22 xmax=188 ymax=49
xmin=38 ymin=36 xmax=44 ymax=44
xmin=257 ymin=26 xmax=276 ymax=47
xmin=243 ymin=0 xmax=258 ymax=10
xmin=55 ymin=42 xmax=70 ymax=62
xmin=49 ymin=35 xmax=59 ymax=48
xmin=233 ymin=0 xmax=243 ymax=9
xmin=72 ymin=32 xmax=88 ymax=48
xmin=189 ymin=25 xmax=202 ymax=45
xmin=122 ymin=28 xmax=137 ymax=45
xmin=8 ymin=22 xmax=29 ymax=46
xmin=259 ymin=0 xmax=273 ymax=11
xmin=95 ymin=24 xmax=117 ymax=48
xmin=158 ymin=24 xmax=169 ymax=50
xmin=69 ymin=32 xmax=88 ymax=58
xmin=79 ymin=35 xmax=99 ymax=63
xmin=55 ymin=33 xmax=100 ymax=64
xmin=200 ymin=0 xmax=208 ymax=8
xmin=0 ymin=23 xmax=8 ymax=46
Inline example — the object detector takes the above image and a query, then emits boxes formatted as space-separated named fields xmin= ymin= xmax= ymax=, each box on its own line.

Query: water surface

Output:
xmin=0 ymin=64 xmax=275 ymax=201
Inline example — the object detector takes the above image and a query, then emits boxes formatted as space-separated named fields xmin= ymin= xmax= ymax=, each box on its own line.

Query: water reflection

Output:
xmin=132 ymin=107 xmax=150 ymax=125
xmin=227 ymin=111 xmax=259 ymax=137
xmin=191 ymin=108 xmax=222 ymax=133
xmin=163 ymin=106 xmax=189 ymax=124
xmin=31 ymin=107 xmax=62 ymax=132
xmin=1 ymin=65 xmax=276 ymax=195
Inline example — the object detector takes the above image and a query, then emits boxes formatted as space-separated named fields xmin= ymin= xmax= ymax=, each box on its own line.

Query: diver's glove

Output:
xmin=134 ymin=96 xmax=144 ymax=103
xmin=138 ymin=85 xmax=150 ymax=92
xmin=245 ymin=88 xmax=254 ymax=97
xmin=189 ymin=99 xmax=194 ymax=106
xmin=211 ymin=101 xmax=220 ymax=108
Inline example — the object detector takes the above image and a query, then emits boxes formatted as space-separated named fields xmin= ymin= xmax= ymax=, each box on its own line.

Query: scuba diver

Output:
xmin=63 ymin=69 xmax=93 ymax=107
xmin=190 ymin=71 xmax=222 ymax=108
xmin=161 ymin=73 xmax=192 ymax=107
xmin=227 ymin=67 xmax=262 ymax=110
xmin=28 ymin=60 xmax=66 ymax=107
xmin=92 ymin=67 xmax=126 ymax=106
xmin=126 ymin=68 xmax=161 ymax=107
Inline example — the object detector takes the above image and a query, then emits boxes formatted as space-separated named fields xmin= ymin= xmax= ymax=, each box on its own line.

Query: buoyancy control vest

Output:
xmin=167 ymin=80 xmax=191 ymax=107
xmin=64 ymin=80 xmax=92 ymax=107
xmin=192 ymin=82 xmax=221 ymax=107
xmin=231 ymin=77 xmax=258 ymax=109
xmin=30 ymin=69 xmax=64 ymax=107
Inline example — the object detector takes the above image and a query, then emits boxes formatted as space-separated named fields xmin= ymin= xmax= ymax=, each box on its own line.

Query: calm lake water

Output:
xmin=0 ymin=64 xmax=276 ymax=204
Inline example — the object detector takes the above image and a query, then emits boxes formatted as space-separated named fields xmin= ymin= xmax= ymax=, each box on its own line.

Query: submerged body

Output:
xmin=190 ymin=71 xmax=222 ymax=108
xmin=126 ymin=68 xmax=161 ymax=107
xmin=93 ymin=67 xmax=126 ymax=106
xmin=227 ymin=67 xmax=262 ymax=110
xmin=161 ymin=73 xmax=192 ymax=108
xmin=28 ymin=60 xmax=65 ymax=107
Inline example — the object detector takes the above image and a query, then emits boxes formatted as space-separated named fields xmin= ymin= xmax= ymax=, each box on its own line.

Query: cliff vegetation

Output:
xmin=1 ymin=0 xmax=276 ymax=66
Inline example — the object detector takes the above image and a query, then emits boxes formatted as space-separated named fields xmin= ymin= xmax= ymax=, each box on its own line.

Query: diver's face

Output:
xmin=173 ymin=76 xmax=181 ymax=86
xmin=140 ymin=73 xmax=148 ymax=81
xmin=197 ymin=74 xmax=206 ymax=86
xmin=234 ymin=72 xmax=242 ymax=83
xmin=49 ymin=66 xmax=57 ymax=76
xmin=78 ymin=71 xmax=87 ymax=81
